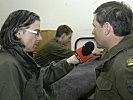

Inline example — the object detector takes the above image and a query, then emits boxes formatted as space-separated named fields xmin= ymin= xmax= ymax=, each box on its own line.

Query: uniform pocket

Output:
xmin=96 ymin=76 xmax=112 ymax=90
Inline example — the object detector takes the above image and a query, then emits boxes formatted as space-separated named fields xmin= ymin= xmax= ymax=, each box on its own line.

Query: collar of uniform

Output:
xmin=102 ymin=34 xmax=133 ymax=63
xmin=96 ymin=34 xmax=133 ymax=75
xmin=110 ymin=34 xmax=133 ymax=54
xmin=54 ymin=37 xmax=62 ymax=44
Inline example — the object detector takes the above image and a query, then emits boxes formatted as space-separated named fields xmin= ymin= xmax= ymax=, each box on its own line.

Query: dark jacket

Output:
xmin=0 ymin=46 xmax=74 ymax=100
xmin=94 ymin=34 xmax=133 ymax=100
xmin=34 ymin=37 xmax=73 ymax=67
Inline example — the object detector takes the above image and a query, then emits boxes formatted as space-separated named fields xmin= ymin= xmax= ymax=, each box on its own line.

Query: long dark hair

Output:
xmin=0 ymin=10 xmax=40 ymax=48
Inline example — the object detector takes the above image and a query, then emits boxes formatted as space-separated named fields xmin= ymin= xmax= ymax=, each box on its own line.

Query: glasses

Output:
xmin=25 ymin=29 xmax=40 ymax=36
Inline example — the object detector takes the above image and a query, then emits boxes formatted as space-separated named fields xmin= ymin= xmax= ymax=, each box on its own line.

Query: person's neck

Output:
xmin=107 ymin=36 xmax=124 ymax=51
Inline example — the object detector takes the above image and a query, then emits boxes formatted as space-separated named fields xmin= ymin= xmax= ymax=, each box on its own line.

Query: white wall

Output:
xmin=0 ymin=0 xmax=132 ymax=50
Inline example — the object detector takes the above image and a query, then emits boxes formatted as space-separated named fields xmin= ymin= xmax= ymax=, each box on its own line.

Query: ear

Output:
xmin=15 ymin=30 xmax=23 ymax=39
xmin=104 ymin=22 xmax=111 ymax=36
xmin=60 ymin=33 xmax=66 ymax=39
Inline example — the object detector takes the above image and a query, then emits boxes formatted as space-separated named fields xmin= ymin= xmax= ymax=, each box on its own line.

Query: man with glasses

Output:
xmin=0 ymin=10 xmax=79 ymax=100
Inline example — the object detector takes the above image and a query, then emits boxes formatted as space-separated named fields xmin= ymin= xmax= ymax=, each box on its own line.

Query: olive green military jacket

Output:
xmin=94 ymin=34 xmax=133 ymax=100
xmin=34 ymin=37 xmax=73 ymax=67
xmin=0 ymin=46 xmax=74 ymax=100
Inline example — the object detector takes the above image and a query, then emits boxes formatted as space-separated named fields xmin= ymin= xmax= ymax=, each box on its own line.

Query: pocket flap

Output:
xmin=96 ymin=76 xmax=112 ymax=90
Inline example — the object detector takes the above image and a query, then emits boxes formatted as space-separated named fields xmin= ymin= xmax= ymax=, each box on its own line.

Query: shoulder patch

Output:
xmin=127 ymin=58 xmax=133 ymax=66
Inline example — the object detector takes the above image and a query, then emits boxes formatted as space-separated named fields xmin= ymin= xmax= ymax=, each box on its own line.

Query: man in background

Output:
xmin=34 ymin=24 xmax=74 ymax=67
xmin=92 ymin=1 xmax=133 ymax=100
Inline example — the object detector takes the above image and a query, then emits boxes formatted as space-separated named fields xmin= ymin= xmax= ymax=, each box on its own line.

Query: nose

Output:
xmin=37 ymin=34 xmax=42 ymax=41
xmin=92 ymin=29 xmax=94 ymax=35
